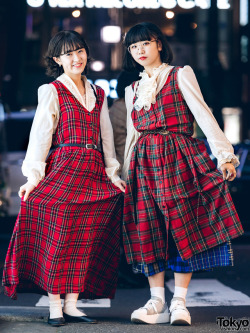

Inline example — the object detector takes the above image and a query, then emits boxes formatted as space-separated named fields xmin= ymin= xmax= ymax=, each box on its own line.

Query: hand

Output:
xmin=220 ymin=163 xmax=236 ymax=181
xmin=114 ymin=179 xmax=126 ymax=193
xmin=18 ymin=182 xmax=36 ymax=201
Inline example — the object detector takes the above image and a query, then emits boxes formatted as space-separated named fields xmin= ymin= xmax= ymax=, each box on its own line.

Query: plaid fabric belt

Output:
xmin=52 ymin=143 xmax=98 ymax=150
xmin=141 ymin=129 xmax=170 ymax=135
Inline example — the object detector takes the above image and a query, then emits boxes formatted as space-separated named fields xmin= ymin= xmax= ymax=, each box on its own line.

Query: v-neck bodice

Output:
xmin=50 ymin=80 xmax=104 ymax=147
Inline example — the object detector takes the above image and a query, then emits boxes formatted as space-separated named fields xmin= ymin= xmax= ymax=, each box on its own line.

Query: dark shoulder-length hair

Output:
xmin=44 ymin=30 xmax=91 ymax=78
xmin=123 ymin=22 xmax=173 ymax=72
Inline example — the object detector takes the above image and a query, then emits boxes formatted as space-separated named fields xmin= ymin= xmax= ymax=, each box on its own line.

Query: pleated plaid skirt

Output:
xmin=2 ymin=81 xmax=122 ymax=300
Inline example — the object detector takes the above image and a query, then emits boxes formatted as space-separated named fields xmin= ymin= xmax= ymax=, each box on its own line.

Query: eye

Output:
xmin=143 ymin=41 xmax=151 ymax=46
xmin=130 ymin=44 xmax=137 ymax=49
xmin=66 ymin=53 xmax=71 ymax=56
xmin=78 ymin=49 xmax=83 ymax=53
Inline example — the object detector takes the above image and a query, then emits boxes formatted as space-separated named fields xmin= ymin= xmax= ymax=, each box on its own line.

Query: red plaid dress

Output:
xmin=3 ymin=80 xmax=122 ymax=300
xmin=123 ymin=66 xmax=244 ymax=266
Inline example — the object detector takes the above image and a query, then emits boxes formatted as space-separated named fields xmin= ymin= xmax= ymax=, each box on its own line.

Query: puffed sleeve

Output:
xmin=100 ymin=94 xmax=121 ymax=183
xmin=178 ymin=66 xmax=239 ymax=169
xmin=22 ymin=84 xmax=59 ymax=187
xmin=122 ymin=84 xmax=141 ymax=181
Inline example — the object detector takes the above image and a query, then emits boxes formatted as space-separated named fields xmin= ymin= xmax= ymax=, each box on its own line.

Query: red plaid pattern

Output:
xmin=2 ymin=81 xmax=122 ymax=300
xmin=123 ymin=67 xmax=244 ymax=265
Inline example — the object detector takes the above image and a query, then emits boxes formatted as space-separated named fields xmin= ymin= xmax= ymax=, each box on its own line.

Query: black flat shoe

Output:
xmin=63 ymin=312 xmax=98 ymax=324
xmin=47 ymin=316 xmax=66 ymax=327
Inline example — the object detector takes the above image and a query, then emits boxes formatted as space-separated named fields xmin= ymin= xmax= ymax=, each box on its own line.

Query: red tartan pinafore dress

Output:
xmin=123 ymin=66 xmax=244 ymax=266
xmin=2 ymin=80 xmax=122 ymax=300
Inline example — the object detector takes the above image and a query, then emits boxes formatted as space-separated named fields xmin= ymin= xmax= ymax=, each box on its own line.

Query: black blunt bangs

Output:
xmin=45 ymin=30 xmax=91 ymax=78
xmin=123 ymin=22 xmax=173 ymax=72
xmin=55 ymin=34 xmax=89 ymax=57
xmin=124 ymin=25 xmax=157 ymax=48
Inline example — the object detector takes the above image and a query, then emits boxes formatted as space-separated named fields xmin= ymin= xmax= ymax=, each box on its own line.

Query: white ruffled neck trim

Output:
xmin=134 ymin=63 xmax=169 ymax=111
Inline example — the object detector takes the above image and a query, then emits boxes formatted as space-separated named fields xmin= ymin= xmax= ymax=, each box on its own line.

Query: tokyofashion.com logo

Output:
xmin=216 ymin=316 xmax=250 ymax=331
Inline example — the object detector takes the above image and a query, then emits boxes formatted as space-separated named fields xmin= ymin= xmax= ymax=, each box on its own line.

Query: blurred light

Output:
xmin=94 ymin=79 xmax=110 ymax=96
xmin=74 ymin=26 xmax=83 ymax=34
xmin=222 ymin=108 xmax=242 ymax=145
xmin=162 ymin=0 xmax=177 ymax=9
xmin=240 ymin=0 xmax=248 ymax=26
xmin=109 ymin=79 xmax=118 ymax=98
xmin=85 ymin=0 xmax=123 ymax=8
xmin=48 ymin=0 xmax=84 ymax=7
xmin=101 ymin=26 xmax=121 ymax=43
xmin=165 ymin=26 xmax=175 ymax=37
xmin=241 ymin=35 xmax=249 ymax=63
xmin=26 ymin=0 xmax=230 ymax=9
xmin=177 ymin=0 xmax=195 ymax=9
xmin=72 ymin=10 xmax=81 ymax=17
xmin=191 ymin=22 xmax=198 ymax=29
xmin=166 ymin=11 xmax=175 ymax=19
xmin=217 ymin=0 xmax=230 ymax=9
xmin=196 ymin=0 xmax=210 ymax=9
xmin=87 ymin=79 xmax=118 ymax=99
xmin=90 ymin=61 xmax=105 ymax=72
xmin=27 ymin=0 xmax=44 ymax=7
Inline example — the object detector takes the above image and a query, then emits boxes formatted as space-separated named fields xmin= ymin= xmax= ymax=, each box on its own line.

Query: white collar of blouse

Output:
xmin=57 ymin=73 xmax=96 ymax=112
xmin=134 ymin=62 xmax=170 ymax=111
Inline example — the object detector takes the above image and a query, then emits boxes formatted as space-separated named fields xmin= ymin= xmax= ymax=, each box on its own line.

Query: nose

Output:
xmin=138 ymin=45 xmax=144 ymax=54
xmin=73 ymin=52 xmax=80 ymax=61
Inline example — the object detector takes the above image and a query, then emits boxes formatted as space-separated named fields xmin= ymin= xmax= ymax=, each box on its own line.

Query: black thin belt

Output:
xmin=141 ymin=129 xmax=170 ymax=135
xmin=52 ymin=143 xmax=98 ymax=150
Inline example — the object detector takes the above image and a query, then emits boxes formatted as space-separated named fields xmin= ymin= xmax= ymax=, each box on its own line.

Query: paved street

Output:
xmin=0 ymin=236 xmax=250 ymax=333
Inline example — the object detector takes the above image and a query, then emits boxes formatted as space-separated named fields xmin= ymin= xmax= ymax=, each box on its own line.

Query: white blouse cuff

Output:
xmin=104 ymin=157 xmax=121 ymax=183
xmin=217 ymin=153 xmax=240 ymax=170
xmin=22 ymin=160 xmax=47 ymax=187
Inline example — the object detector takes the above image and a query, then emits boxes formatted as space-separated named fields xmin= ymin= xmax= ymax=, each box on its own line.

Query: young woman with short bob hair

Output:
xmin=2 ymin=30 xmax=125 ymax=326
xmin=122 ymin=22 xmax=243 ymax=326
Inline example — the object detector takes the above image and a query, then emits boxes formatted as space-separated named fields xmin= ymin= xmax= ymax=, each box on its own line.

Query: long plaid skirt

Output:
xmin=3 ymin=147 xmax=122 ymax=300
xmin=123 ymin=132 xmax=243 ymax=265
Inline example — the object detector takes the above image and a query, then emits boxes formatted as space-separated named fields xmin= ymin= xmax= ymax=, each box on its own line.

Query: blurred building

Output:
xmin=0 ymin=0 xmax=249 ymax=141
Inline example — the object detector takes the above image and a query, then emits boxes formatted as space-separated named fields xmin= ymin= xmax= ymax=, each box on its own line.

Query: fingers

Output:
xmin=222 ymin=168 xmax=227 ymax=180
xmin=120 ymin=180 xmax=126 ymax=193
xmin=227 ymin=171 xmax=236 ymax=181
xmin=114 ymin=180 xmax=126 ymax=193
xmin=18 ymin=187 xmax=25 ymax=198
xmin=118 ymin=182 xmax=126 ymax=193
xmin=23 ymin=189 xmax=31 ymax=201
xmin=18 ymin=183 xmax=35 ymax=201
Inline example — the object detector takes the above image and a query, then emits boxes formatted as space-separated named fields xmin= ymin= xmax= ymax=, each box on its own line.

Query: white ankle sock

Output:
xmin=173 ymin=286 xmax=188 ymax=300
xmin=49 ymin=300 xmax=63 ymax=319
xmin=63 ymin=299 xmax=86 ymax=317
xmin=150 ymin=287 xmax=165 ymax=303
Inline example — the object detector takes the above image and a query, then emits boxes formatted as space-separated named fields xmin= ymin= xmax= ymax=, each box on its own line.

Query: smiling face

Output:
xmin=53 ymin=47 xmax=87 ymax=79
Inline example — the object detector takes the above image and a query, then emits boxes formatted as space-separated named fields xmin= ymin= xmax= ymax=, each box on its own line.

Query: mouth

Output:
xmin=73 ymin=63 xmax=83 ymax=68
xmin=139 ymin=57 xmax=147 ymax=61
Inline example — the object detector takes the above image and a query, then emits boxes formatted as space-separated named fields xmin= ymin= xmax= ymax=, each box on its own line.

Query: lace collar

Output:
xmin=134 ymin=63 xmax=169 ymax=111
xmin=57 ymin=73 xmax=96 ymax=112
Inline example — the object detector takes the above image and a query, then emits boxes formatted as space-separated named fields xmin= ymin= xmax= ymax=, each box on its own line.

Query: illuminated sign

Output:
xmin=27 ymin=0 xmax=231 ymax=9
xmin=88 ymin=79 xmax=118 ymax=98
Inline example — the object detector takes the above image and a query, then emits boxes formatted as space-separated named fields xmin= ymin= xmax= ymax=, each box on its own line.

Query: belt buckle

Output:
xmin=86 ymin=144 xmax=97 ymax=149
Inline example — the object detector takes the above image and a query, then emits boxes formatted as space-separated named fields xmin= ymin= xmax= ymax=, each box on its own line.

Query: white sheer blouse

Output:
xmin=122 ymin=65 xmax=239 ymax=180
xmin=22 ymin=73 xmax=121 ymax=187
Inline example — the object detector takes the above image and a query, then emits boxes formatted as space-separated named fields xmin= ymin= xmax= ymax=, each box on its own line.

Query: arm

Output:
xmin=100 ymin=94 xmax=125 ymax=191
xmin=21 ymin=84 xmax=59 ymax=187
xmin=178 ymin=66 xmax=239 ymax=170
xmin=121 ymin=84 xmax=141 ymax=181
